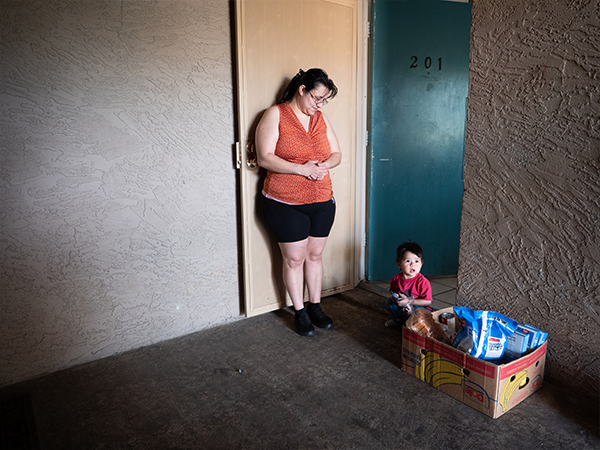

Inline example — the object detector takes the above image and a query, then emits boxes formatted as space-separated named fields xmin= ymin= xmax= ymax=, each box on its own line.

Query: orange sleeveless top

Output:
xmin=263 ymin=103 xmax=333 ymax=205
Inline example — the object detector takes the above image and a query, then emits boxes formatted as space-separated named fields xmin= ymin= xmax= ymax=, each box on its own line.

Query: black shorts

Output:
xmin=261 ymin=196 xmax=336 ymax=243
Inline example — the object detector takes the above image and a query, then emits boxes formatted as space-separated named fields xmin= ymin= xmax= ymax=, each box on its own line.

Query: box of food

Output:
xmin=503 ymin=326 xmax=531 ymax=362
xmin=401 ymin=307 xmax=547 ymax=419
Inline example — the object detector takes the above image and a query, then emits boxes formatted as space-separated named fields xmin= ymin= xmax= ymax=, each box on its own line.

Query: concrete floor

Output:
xmin=1 ymin=287 xmax=598 ymax=450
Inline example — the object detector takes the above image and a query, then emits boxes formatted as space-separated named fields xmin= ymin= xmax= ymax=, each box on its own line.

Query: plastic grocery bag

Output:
xmin=453 ymin=307 xmax=518 ymax=364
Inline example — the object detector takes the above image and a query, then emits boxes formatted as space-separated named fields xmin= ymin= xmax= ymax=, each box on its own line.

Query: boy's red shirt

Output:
xmin=389 ymin=273 xmax=433 ymax=311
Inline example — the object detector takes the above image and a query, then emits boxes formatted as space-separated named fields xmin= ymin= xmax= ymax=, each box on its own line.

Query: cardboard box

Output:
xmin=503 ymin=326 xmax=531 ymax=362
xmin=401 ymin=307 xmax=547 ymax=419
xmin=520 ymin=323 xmax=541 ymax=348
xmin=524 ymin=323 xmax=548 ymax=348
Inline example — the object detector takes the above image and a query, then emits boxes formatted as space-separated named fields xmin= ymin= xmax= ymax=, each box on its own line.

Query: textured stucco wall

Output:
xmin=459 ymin=0 xmax=599 ymax=398
xmin=1 ymin=0 xmax=239 ymax=387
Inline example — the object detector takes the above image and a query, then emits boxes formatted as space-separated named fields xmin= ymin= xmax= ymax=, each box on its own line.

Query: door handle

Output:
xmin=246 ymin=141 xmax=258 ymax=169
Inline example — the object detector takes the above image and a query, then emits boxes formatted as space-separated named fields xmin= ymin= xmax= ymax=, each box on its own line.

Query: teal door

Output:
xmin=367 ymin=0 xmax=472 ymax=280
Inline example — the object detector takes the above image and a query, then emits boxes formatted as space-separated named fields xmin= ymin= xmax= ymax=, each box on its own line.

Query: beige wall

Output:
xmin=459 ymin=0 xmax=599 ymax=398
xmin=1 ymin=0 xmax=240 ymax=387
xmin=2 ymin=0 xmax=598 ymax=399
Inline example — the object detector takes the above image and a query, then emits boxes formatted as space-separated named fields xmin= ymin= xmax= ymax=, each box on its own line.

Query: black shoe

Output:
xmin=295 ymin=308 xmax=315 ymax=337
xmin=306 ymin=302 xmax=333 ymax=329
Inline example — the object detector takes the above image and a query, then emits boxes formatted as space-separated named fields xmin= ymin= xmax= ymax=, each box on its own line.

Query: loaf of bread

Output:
xmin=407 ymin=308 xmax=444 ymax=339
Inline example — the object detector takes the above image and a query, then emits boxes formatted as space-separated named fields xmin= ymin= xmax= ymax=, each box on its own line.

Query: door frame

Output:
xmin=345 ymin=0 xmax=369 ymax=286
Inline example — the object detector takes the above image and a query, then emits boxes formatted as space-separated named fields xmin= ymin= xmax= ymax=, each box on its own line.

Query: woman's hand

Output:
xmin=304 ymin=160 xmax=329 ymax=181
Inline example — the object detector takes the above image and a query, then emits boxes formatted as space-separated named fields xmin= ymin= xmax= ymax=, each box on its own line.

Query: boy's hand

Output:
xmin=396 ymin=298 xmax=412 ymax=307
xmin=392 ymin=292 xmax=414 ymax=305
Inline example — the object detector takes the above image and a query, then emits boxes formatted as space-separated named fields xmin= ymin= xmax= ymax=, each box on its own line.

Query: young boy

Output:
xmin=385 ymin=242 xmax=433 ymax=328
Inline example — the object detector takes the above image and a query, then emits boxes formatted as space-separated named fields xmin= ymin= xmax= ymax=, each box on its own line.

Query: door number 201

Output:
xmin=410 ymin=56 xmax=442 ymax=70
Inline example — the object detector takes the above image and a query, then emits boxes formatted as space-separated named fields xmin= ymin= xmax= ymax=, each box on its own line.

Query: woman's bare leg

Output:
xmin=278 ymin=239 xmax=309 ymax=311
xmin=304 ymin=236 xmax=328 ymax=304
xmin=279 ymin=236 xmax=331 ymax=334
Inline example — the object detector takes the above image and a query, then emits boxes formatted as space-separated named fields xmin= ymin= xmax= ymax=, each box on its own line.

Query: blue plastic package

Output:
xmin=453 ymin=307 xmax=519 ymax=364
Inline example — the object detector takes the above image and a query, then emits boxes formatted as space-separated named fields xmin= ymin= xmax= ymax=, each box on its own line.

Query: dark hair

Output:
xmin=277 ymin=68 xmax=338 ymax=104
xmin=396 ymin=242 xmax=424 ymax=263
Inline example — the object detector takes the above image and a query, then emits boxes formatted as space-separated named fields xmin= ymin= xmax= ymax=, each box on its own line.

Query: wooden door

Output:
xmin=235 ymin=0 xmax=365 ymax=316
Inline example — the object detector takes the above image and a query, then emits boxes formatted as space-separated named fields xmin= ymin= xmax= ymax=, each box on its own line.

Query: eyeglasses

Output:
xmin=308 ymin=91 xmax=329 ymax=106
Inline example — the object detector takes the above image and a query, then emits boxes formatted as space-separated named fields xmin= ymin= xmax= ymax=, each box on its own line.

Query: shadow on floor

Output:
xmin=1 ymin=287 xmax=598 ymax=450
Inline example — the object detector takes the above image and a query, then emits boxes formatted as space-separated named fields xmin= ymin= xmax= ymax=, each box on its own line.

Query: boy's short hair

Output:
xmin=396 ymin=242 xmax=424 ymax=263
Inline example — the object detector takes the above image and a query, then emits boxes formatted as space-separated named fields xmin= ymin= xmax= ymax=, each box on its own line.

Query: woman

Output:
xmin=255 ymin=68 xmax=341 ymax=337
